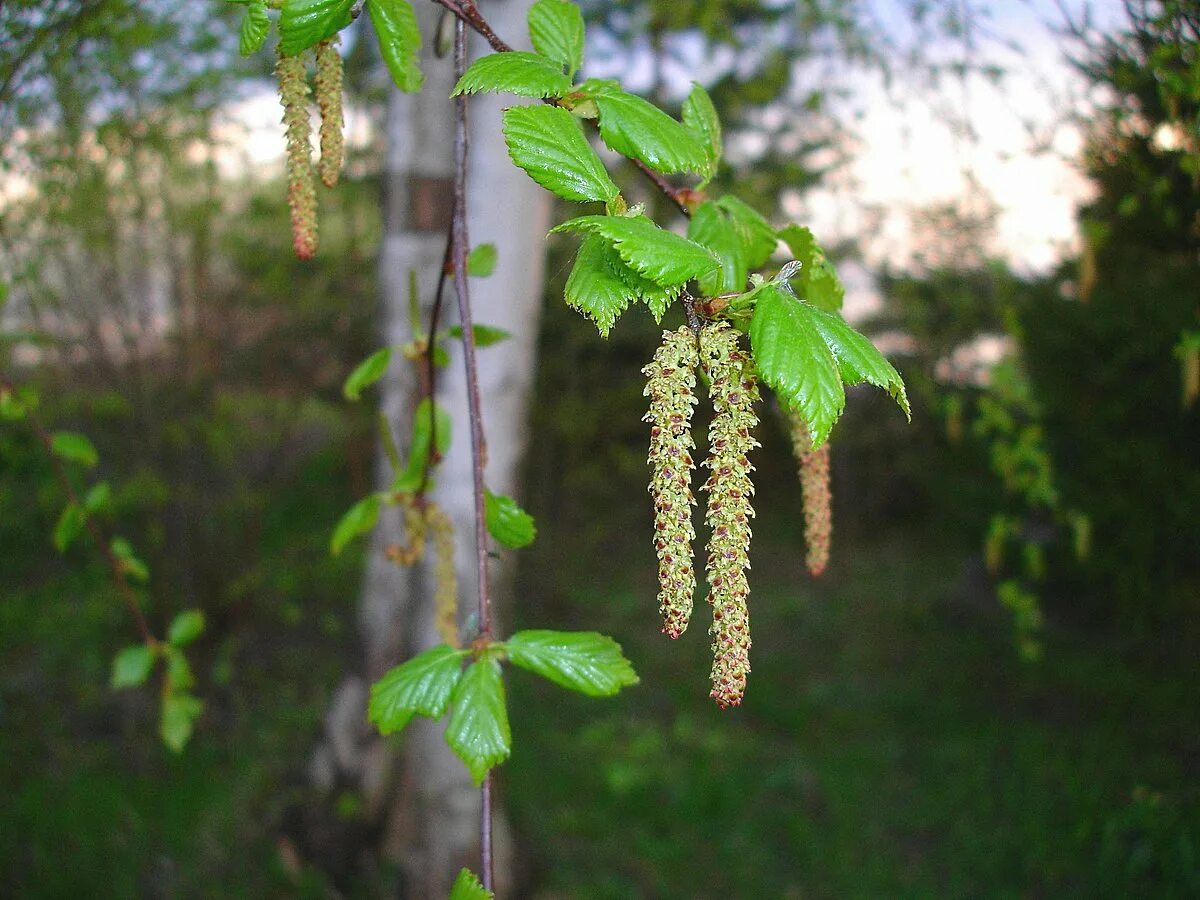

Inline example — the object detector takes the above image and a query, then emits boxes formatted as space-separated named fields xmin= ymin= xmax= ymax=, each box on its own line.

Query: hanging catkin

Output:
xmin=787 ymin=412 xmax=832 ymax=577
xmin=426 ymin=503 xmax=460 ymax=648
xmin=276 ymin=48 xmax=318 ymax=260
xmin=700 ymin=322 xmax=759 ymax=708
xmin=642 ymin=327 xmax=700 ymax=639
xmin=313 ymin=37 xmax=344 ymax=189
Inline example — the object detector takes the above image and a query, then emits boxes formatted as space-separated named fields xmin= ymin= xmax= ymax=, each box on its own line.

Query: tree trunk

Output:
xmin=310 ymin=3 xmax=549 ymax=896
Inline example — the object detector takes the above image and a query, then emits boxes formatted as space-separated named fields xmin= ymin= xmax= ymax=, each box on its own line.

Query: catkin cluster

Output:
xmin=314 ymin=37 xmax=344 ymax=189
xmin=642 ymin=327 xmax=700 ymax=639
xmin=700 ymin=323 xmax=760 ymax=708
xmin=385 ymin=499 xmax=459 ymax=648
xmin=276 ymin=49 xmax=318 ymax=260
xmin=787 ymin=413 xmax=832 ymax=577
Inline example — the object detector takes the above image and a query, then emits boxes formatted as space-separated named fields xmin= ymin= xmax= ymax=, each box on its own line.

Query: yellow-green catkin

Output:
xmin=385 ymin=499 xmax=428 ymax=567
xmin=787 ymin=412 xmax=832 ymax=577
xmin=313 ymin=37 xmax=344 ymax=189
xmin=642 ymin=327 xmax=700 ymax=639
xmin=426 ymin=503 xmax=459 ymax=648
xmin=700 ymin=322 xmax=759 ymax=708
xmin=276 ymin=48 xmax=318 ymax=260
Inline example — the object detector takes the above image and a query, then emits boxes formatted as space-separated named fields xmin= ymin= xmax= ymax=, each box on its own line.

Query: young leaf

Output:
xmin=53 ymin=503 xmax=85 ymax=553
xmin=111 ymin=644 xmax=156 ymax=689
xmin=682 ymin=81 xmax=722 ymax=186
xmin=506 ymin=630 xmax=639 ymax=697
xmin=445 ymin=657 xmax=511 ymax=785
xmin=804 ymin=305 xmax=910 ymax=419
xmin=582 ymin=82 xmax=708 ymax=175
xmin=717 ymin=196 xmax=778 ymax=269
xmin=466 ymin=244 xmax=498 ymax=278
xmin=111 ymin=536 xmax=150 ymax=582
xmin=344 ymin=347 xmax=392 ymax=401
xmin=484 ymin=490 xmax=536 ymax=549
xmin=617 ymin=265 xmax=683 ymax=321
xmin=167 ymin=609 xmax=205 ymax=647
xmin=564 ymin=233 xmax=633 ymax=337
xmin=452 ymin=52 xmax=574 ymax=99
xmin=528 ymin=0 xmax=584 ymax=77
xmin=278 ymin=0 xmax=353 ymax=57
xmin=688 ymin=202 xmax=746 ymax=296
xmin=447 ymin=324 xmax=511 ymax=346
xmin=552 ymin=215 xmax=718 ymax=287
xmin=392 ymin=398 xmax=453 ymax=493
xmin=449 ymin=868 xmax=494 ymax=900
xmin=748 ymin=285 xmax=845 ymax=448
xmin=502 ymin=105 xmax=619 ymax=204
xmin=82 ymin=481 xmax=111 ymax=514
xmin=239 ymin=2 xmax=270 ymax=56
xmin=50 ymin=431 xmax=98 ymax=468
xmin=369 ymin=644 xmax=468 ymax=734
xmin=370 ymin=0 xmax=423 ymax=92
xmin=164 ymin=646 xmax=196 ymax=692
xmin=330 ymin=494 xmax=381 ymax=556
xmin=160 ymin=692 xmax=204 ymax=753
xmin=778 ymin=224 xmax=844 ymax=313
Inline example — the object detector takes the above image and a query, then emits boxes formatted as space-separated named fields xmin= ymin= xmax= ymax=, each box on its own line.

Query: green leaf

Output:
xmin=452 ymin=51 xmax=573 ymax=99
xmin=167 ymin=609 xmax=205 ymax=647
xmin=688 ymin=202 xmax=746 ymax=295
xmin=369 ymin=644 xmax=467 ymax=734
xmin=717 ymin=196 xmax=778 ymax=270
xmin=682 ymin=81 xmax=721 ymax=186
xmin=506 ymin=630 xmax=639 ymax=697
xmin=447 ymin=324 xmax=511 ymax=346
xmin=804 ymin=305 xmax=910 ymax=419
xmin=392 ymin=398 xmax=453 ymax=492
xmin=779 ymin=224 xmax=844 ymax=313
xmin=50 ymin=431 xmax=98 ymax=468
xmin=279 ymin=0 xmax=353 ymax=56
xmin=466 ymin=244 xmax=498 ymax=277
xmin=582 ymin=81 xmax=708 ymax=175
xmin=502 ymin=105 xmax=619 ymax=204
xmin=528 ymin=0 xmax=584 ymax=77
xmin=164 ymin=646 xmax=196 ymax=692
xmin=82 ymin=481 xmax=111 ymax=514
xmin=552 ymin=215 xmax=719 ymax=287
xmin=445 ymin=657 xmax=510 ymax=785
xmin=748 ymin=285 xmax=844 ymax=448
xmin=564 ymin=233 xmax=632 ymax=336
xmin=239 ymin=2 xmax=270 ymax=56
xmin=344 ymin=347 xmax=392 ymax=401
xmin=111 ymin=644 xmax=156 ymax=689
xmin=449 ymin=868 xmax=494 ymax=900
xmin=370 ymin=0 xmax=423 ymax=92
xmin=484 ymin=490 xmax=536 ymax=549
xmin=110 ymin=536 xmax=150 ymax=582
xmin=160 ymin=692 xmax=204 ymax=753
xmin=53 ymin=503 xmax=85 ymax=552
xmin=330 ymin=494 xmax=381 ymax=556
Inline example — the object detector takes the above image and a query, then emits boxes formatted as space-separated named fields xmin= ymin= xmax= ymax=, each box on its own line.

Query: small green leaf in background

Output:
xmin=164 ymin=646 xmax=197 ymax=692
xmin=368 ymin=644 xmax=468 ymax=734
xmin=779 ymin=224 xmax=844 ymax=313
xmin=564 ymin=233 xmax=632 ymax=337
xmin=552 ymin=215 xmax=718 ymax=287
xmin=717 ymin=196 xmax=778 ymax=270
xmin=804 ymin=304 xmax=910 ymax=419
xmin=527 ymin=0 xmax=584 ymax=78
xmin=688 ymin=202 xmax=747 ymax=296
xmin=53 ymin=503 xmax=85 ymax=553
xmin=581 ymin=80 xmax=709 ymax=175
xmin=682 ymin=81 xmax=722 ymax=186
xmin=344 ymin=347 xmax=392 ymax=401
xmin=111 ymin=644 xmax=156 ymax=689
xmin=278 ymin=0 xmax=353 ymax=56
xmin=445 ymin=657 xmax=510 ymax=785
xmin=484 ymin=490 xmax=536 ymax=549
xmin=749 ymin=284 xmax=844 ymax=448
xmin=370 ymin=0 xmax=423 ymax=92
xmin=239 ymin=1 xmax=269 ymax=56
xmin=330 ymin=494 xmax=382 ymax=556
xmin=82 ymin=481 xmax=111 ymax=514
xmin=449 ymin=867 xmax=494 ymax=900
xmin=507 ymin=630 xmax=639 ymax=697
xmin=167 ymin=609 xmax=205 ymax=647
xmin=502 ymin=105 xmax=620 ymax=204
xmin=447 ymin=324 xmax=511 ymax=346
xmin=0 ymin=383 xmax=38 ymax=421
xmin=392 ymin=398 xmax=453 ymax=493
xmin=466 ymin=244 xmax=498 ymax=277
xmin=50 ymin=431 xmax=98 ymax=468
xmin=110 ymin=536 xmax=150 ymax=582
xmin=160 ymin=691 xmax=204 ymax=753
xmin=452 ymin=51 xmax=574 ymax=99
